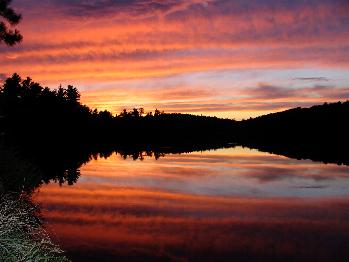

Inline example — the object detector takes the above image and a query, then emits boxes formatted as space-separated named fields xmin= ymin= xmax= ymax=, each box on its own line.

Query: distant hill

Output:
xmin=237 ymin=101 xmax=349 ymax=144
xmin=236 ymin=101 xmax=349 ymax=165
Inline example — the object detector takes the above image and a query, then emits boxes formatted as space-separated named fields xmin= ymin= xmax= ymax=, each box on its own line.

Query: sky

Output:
xmin=1 ymin=0 xmax=349 ymax=119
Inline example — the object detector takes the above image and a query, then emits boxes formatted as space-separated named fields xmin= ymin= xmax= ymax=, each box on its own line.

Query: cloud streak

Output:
xmin=2 ymin=0 xmax=348 ymax=117
xmin=80 ymin=83 xmax=349 ymax=118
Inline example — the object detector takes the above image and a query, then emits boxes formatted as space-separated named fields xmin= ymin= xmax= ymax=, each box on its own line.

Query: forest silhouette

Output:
xmin=0 ymin=73 xmax=237 ymax=147
xmin=1 ymin=73 xmax=349 ymax=194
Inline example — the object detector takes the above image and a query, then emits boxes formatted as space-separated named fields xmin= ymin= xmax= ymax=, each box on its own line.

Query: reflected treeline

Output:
xmin=2 ymin=135 xmax=349 ymax=196
xmin=0 ymin=73 xmax=237 ymax=193
xmin=1 ymin=73 xmax=349 ymax=195
xmin=94 ymin=143 xmax=236 ymax=161
xmin=0 ymin=136 xmax=236 ymax=194
xmin=0 ymin=142 xmax=87 ymax=194
xmin=240 ymin=143 xmax=349 ymax=166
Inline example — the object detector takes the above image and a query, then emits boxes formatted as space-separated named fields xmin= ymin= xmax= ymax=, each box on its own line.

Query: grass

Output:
xmin=0 ymin=194 xmax=70 ymax=262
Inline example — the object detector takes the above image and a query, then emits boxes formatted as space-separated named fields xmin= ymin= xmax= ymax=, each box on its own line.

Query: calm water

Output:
xmin=34 ymin=147 xmax=349 ymax=261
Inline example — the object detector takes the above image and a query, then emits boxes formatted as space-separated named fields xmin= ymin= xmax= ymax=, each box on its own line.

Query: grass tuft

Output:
xmin=0 ymin=194 xmax=70 ymax=262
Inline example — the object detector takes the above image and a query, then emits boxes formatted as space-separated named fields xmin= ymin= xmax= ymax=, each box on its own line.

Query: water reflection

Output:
xmin=34 ymin=147 xmax=349 ymax=261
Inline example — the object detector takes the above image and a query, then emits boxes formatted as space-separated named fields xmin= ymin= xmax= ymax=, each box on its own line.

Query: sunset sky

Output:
xmin=1 ymin=0 xmax=349 ymax=119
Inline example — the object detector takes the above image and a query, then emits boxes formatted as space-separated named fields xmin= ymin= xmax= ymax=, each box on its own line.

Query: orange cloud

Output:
xmin=2 ymin=0 xmax=348 ymax=117
xmin=79 ymin=83 xmax=349 ymax=119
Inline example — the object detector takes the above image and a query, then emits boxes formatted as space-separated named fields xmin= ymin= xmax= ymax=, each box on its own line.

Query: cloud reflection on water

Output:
xmin=35 ymin=147 xmax=349 ymax=261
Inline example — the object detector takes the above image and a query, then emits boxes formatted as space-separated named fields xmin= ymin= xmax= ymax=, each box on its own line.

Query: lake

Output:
xmin=34 ymin=146 xmax=349 ymax=261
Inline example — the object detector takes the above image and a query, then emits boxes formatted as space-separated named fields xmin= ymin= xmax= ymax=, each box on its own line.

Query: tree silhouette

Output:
xmin=0 ymin=0 xmax=22 ymax=46
xmin=132 ymin=108 xmax=140 ymax=117
xmin=56 ymin=85 xmax=66 ymax=99
xmin=1 ymin=73 xmax=349 ymax=167
xmin=1 ymin=72 xmax=21 ymax=98
xmin=66 ymin=85 xmax=80 ymax=104
xmin=119 ymin=109 xmax=128 ymax=117
xmin=154 ymin=108 xmax=164 ymax=116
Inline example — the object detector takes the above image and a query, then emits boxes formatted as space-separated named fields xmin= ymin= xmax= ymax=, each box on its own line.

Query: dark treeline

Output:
xmin=237 ymin=101 xmax=349 ymax=165
xmin=0 ymin=73 xmax=237 ymax=194
xmin=238 ymin=102 xmax=349 ymax=144
xmin=1 ymin=72 xmax=349 ymax=190
xmin=0 ymin=74 xmax=237 ymax=149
